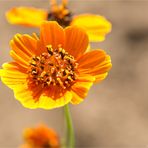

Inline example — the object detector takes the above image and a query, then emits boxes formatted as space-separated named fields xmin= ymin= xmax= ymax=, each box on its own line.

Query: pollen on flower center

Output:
xmin=27 ymin=45 xmax=78 ymax=89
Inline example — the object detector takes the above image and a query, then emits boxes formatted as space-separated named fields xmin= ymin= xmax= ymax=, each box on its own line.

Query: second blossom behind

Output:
xmin=6 ymin=0 xmax=111 ymax=42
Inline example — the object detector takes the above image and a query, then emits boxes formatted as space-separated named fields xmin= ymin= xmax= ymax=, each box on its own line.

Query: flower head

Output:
xmin=20 ymin=124 xmax=59 ymax=148
xmin=6 ymin=0 xmax=111 ymax=42
xmin=0 ymin=21 xmax=111 ymax=109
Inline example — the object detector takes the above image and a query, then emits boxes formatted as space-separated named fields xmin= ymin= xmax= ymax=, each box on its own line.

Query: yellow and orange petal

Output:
xmin=71 ymin=14 xmax=112 ymax=42
xmin=20 ymin=124 xmax=60 ymax=148
xmin=64 ymin=26 xmax=89 ymax=59
xmin=40 ymin=21 xmax=65 ymax=49
xmin=6 ymin=7 xmax=48 ymax=27
xmin=77 ymin=49 xmax=112 ymax=82
xmin=14 ymin=84 xmax=72 ymax=109
xmin=0 ymin=21 xmax=112 ymax=109
xmin=70 ymin=75 xmax=95 ymax=104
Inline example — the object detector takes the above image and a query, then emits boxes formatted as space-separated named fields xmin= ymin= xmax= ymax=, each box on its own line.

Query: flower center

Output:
xmin=47 ymin=3 xmax=73 ymax=27
xmin=27 ymin=45 xmax=78 ymax=89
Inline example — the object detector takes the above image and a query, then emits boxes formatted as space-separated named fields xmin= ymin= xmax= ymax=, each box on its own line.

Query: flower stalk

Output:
xmin=64 ymin=104 xmax=75 ymax=148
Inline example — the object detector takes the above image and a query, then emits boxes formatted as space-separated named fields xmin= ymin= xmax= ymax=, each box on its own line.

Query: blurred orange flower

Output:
xmin=6 ymin=0 xmax=111 ymax=42
xmin=20 ymin=124 xmax=60 ymax=148
xmin=0 ymin=21 xmax=112 ymax=109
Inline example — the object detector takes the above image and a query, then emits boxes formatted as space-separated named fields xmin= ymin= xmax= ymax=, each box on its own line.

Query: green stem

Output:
xmin=64 ymin=104 xmax=75 ymax=148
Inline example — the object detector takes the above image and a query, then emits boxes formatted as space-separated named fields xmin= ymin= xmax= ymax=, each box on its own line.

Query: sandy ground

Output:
xmin=0 ymin=0 xmax=148 ymax=147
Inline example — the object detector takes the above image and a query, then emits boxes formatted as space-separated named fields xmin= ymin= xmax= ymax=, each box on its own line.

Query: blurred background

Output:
xmin=1 ymin=0 xmax=148 ymax=147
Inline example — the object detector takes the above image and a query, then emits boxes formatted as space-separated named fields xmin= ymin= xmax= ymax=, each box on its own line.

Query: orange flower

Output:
xmin=6 ymin=0 xmax=111 ymax=42
xmin=20 ymin=124 xmax=60 ymax=148
xmin=0 ymin=21 xmax=111 ymax=109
